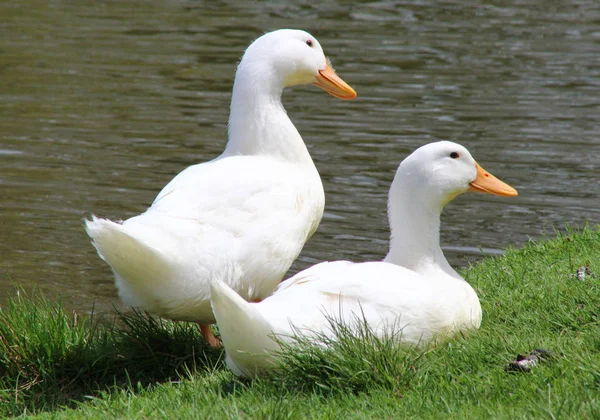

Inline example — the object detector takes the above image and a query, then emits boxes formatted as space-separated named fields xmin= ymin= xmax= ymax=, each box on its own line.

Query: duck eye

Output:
xmin=450 ymin=152 xmax=460 ymax=159
xmin=306 ymin=39 xmax=313 ymax=47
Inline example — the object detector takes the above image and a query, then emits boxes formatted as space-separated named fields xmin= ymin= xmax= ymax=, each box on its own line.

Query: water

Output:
xmin=1 ymin=1 xmax=598 ymax=315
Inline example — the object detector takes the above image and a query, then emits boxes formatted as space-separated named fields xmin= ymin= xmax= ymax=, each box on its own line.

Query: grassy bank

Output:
xmin=1 ymin=227 xmax=599 ymax=418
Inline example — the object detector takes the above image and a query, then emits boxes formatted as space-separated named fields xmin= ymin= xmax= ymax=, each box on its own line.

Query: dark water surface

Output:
xmin=1 ymin=1 xmax=599 ymax=315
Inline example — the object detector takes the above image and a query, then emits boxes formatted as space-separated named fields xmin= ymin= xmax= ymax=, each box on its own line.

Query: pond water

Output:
xmin=1 ymin=0 xmax=598 ymax=315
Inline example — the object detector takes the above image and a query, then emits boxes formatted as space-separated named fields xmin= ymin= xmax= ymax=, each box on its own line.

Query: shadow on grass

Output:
xmin=0 ymin=289 xmax=224 ymax=417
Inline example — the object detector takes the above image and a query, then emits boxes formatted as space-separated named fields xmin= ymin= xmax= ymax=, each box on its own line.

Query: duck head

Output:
xmin=238 ymin=29 xmax=356 ymax=100
xmin=395 ymin=141 xmax=518 ymax=210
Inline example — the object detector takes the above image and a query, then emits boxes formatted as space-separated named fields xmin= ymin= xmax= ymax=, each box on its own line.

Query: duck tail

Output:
xmin=84 ymin=215 xmax=172 ymax=301
xmin=210 ymin=280 xmax=279 ymax=377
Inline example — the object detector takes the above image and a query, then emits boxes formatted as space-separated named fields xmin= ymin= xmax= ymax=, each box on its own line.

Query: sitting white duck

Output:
xmin=211 ymin=141 xmax=518 ymax=376
xmin=85 ymin=29 xmax=356 ymax=347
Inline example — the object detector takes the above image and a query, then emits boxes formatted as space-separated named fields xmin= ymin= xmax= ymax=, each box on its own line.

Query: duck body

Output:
xmin=85 ymin=29 xmax=356 ymax=332
xmin=271 ymin=260 xmax=482 ymax=341
xmin=211 ymin=141 xmax=517 ymax=376
xmin=211 ymin=254 xmax=481 ymax=378
xmin=89 ymin=155 xmax=323 ymax=323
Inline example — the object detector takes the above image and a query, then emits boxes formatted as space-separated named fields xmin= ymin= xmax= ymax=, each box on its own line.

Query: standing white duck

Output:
xmin=211 ymin=141 xmax=518 ymax=376
xmin=85 ymin=29 xmax=356 ymax=347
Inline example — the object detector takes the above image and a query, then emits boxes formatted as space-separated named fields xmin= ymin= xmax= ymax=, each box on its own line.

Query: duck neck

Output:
xmin=383 ymin=183 xmax=461 ymax=280
xmin=222 ymin=61 xmax=314 ymax=165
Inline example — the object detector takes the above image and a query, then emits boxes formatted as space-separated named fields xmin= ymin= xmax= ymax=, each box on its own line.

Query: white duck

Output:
xmin=85 ymin=29 xmax=356 ymax=347
xmin=211 ymin=141 xmax=518 ymax=376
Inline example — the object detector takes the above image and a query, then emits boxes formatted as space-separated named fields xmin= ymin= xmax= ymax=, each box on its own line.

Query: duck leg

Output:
xmin=199 ymin=323 xmax=222 ymax=348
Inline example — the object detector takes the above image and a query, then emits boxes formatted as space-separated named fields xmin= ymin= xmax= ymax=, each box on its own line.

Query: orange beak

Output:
xmin=313 ymin=61 xmax=357 ymax=100
xmin=469 ymin=162 xmax=518 ymax=197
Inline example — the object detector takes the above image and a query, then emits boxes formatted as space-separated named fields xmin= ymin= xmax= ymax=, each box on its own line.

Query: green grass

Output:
xmin=1 ymin=226 xmax=599 ymax=418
